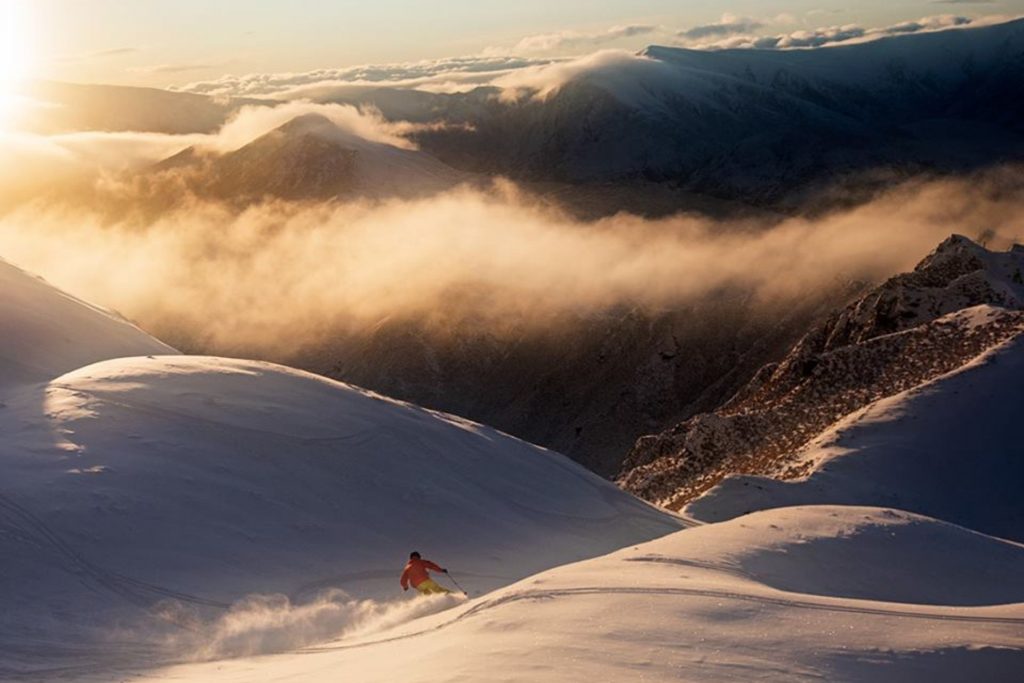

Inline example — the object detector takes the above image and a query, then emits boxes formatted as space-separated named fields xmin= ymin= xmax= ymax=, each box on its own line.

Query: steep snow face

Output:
xmin=126 ymin=506 xmax=1024 ymax=683
xmin=620 ymin=236 xmax=1024 ymax=511
xmin=688 ymin=332 xmax=1024 ymax=542
xmin=0 ymin=258 xmax=175 ymax=389
xmin=0 ymin=354 xmax=682 ymax=675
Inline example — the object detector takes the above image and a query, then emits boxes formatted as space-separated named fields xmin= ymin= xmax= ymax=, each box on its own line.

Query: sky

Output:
xmin=10 ymin=0 xmax=1024 ymax=88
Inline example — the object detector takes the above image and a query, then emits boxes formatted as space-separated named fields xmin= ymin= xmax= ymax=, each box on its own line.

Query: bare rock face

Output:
xmin=619 ymin=235 xmax=1024 ymax=507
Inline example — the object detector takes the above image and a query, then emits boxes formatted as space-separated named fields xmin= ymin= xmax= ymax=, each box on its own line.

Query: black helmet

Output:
xmin=410 ymin=551 xmax=421 ymax=559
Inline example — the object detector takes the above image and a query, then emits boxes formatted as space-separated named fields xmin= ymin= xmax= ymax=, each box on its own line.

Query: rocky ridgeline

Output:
xmin=618 ymin=235 xmax=1024 ymax=508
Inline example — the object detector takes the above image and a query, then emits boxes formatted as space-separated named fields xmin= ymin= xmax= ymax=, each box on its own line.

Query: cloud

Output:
xmin=880 ymin=15 xmax=972 ymax=35
xmin=129 ymin=62 xmax=221 ymax=75
xmin=490 ymin=49 xmax=658 ymax=101
xmin=677 ymin=14 xmax=763 ymax=40
xmin=168 ymin=14 xmax=1003 ymax=102
xmin=89 ymin=47 xmax=140 ymax=58
xmin=932 ymin=0 xmax=995 ymax=4
xmin=175 ymin=55 xmax=552 ymax=98
xmin=511 ymin=24 xmax=658 ymax=53
xmin=55 ymin=47 xmax=141 ymax=63
xmin=693 ymin=13 xmax=979 ymax=49
xmin=205 ymin=101 xmax=418 ymax=151
xmin=0 ymin=100 xmax=420 ymax=206
xmin=0 ymin=169 xmax=1020 ymax=359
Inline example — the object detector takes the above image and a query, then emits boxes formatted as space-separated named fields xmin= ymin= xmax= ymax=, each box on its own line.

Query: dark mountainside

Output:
xmin=306 ymin=284 xmax=861 ymax=477
xmin=619 ymin=235 xmax=1024 ymax=506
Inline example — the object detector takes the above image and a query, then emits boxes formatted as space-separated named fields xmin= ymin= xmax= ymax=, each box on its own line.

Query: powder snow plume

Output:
xmin=154 ymin=589 xmax=458 ymax=661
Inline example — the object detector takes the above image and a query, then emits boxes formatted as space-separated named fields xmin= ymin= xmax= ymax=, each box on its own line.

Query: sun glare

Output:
xmin=0 ymin=1 xmax=34 ymax=125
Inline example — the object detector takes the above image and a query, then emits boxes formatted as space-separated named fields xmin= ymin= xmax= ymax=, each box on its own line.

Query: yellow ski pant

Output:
xmin=415 ymin=579 xmax=450 ymax=595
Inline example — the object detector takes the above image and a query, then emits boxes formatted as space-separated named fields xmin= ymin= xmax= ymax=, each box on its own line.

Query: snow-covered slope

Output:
xmin=0 ymin=258 xmax=176 ymax=389
xmin=123 ymin=506 xmax=1024 ymax=683
xmin=0 ymin=263 xmax=681 ymax=678
xmin=688 ymin=332 xmax=1024 ymax=541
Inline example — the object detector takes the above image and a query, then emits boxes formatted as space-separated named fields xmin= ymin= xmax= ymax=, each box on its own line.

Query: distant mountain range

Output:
xmin=19 ymin=19 xmax=1024 ymax=213
xmin=333 ymin=19 xmax=1024 ymax=206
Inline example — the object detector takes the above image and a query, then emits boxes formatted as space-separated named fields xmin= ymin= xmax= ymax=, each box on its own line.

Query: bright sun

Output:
xmin=0 ymin=1 xmax=33 ymax=123
xmin=0 ymin=1 xmax=32 ymax=81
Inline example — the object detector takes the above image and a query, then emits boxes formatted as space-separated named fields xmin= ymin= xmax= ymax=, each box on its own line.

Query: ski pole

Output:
xmin=444 ymin=570 xmax=469 ymax=596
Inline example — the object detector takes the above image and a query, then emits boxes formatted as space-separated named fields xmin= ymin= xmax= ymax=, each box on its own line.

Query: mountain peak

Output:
xmin=273 ymin=112 xmax=339 ymax=137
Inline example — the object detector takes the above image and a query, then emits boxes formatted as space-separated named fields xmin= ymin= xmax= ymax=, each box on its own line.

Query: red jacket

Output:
xmin=401 ymin=557 xmax=443 ymax=589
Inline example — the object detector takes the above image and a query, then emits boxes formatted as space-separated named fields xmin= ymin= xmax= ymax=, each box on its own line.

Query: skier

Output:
xmin=400 ymin=551 xmax=451 ymax=595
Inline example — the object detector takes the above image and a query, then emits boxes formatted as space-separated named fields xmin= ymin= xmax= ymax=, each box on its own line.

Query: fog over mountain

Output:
xmin=1 ymin=19 xmax=1022 ymax=475
xmin=4 ymin=11 xmax=1024 ymax=682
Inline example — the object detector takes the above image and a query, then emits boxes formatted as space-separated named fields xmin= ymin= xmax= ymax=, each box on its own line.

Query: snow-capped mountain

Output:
xmin=149 ymin=113 xmax=467 ymax=203
xmin=0 ymin=260 xmax=680 ymax=677
xmin=383 ymin=19 xmax=1024 ymax=204
xmin=619 ymin=235 xmax=1024 ymax=534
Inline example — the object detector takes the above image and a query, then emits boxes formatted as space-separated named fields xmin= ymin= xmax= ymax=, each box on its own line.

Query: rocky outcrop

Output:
xmin=619 ymin=235 xmax=1024 ymax=507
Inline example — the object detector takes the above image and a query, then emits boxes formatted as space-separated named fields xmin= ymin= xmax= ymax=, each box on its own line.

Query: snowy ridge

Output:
xmin=0 ymin=258 xmax=176 ymax=390
xmin=620 ymin=236 xmax=1024 ymax=511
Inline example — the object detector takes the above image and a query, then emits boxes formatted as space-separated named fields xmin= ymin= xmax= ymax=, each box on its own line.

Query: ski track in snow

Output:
xmin=0 ymin=490 xmax=231 ymax=611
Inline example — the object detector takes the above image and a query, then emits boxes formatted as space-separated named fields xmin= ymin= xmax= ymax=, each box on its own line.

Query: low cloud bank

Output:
xmin=703 ymin=13 xmax=976 ymax=49
xmin=167 ymin=14 xmax=1008 ymax=100
xmin=0 ymin=171 xmax=1020 ymax=359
